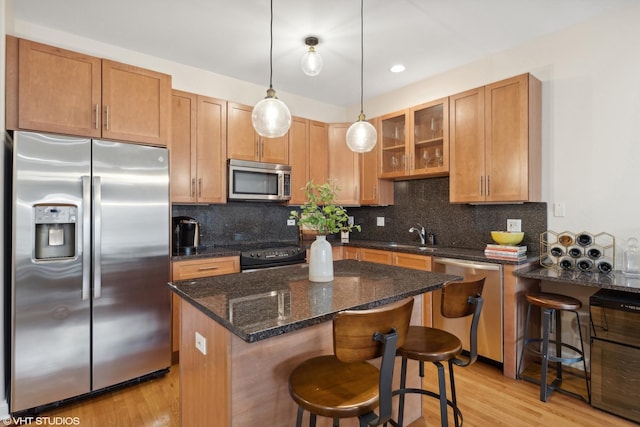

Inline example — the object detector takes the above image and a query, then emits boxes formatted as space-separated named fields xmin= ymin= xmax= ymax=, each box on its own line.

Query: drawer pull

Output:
xmin=198 ymin=266 xmax=220 ymax=271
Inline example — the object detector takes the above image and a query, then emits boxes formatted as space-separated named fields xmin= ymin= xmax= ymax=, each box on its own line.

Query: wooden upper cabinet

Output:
xmin=309 ymin=120 xmax=328 ymax=185
xmin=101 ymin=60 xmax=171 ymax=146
xmin=485 ymin=74 xmax=541 ymax=202
xmin=8 ymin=38 xmax=171 ymax=146
xmin=14 ymin=38 xmax=102 ymax=137
xmin=288 ymin=117 xmax=310 ymax=205
xmin=328 ymin=123 xmax=359 ymax=206
xmin=379 ymin=97 xmax=449 ymax=180
xmin=450 ymin=73 xmax=541 ymax=203
xmin=196 ymin=95 xmax=228 ymax=203
xmin=449 ymin=87 xmax=486 ymax=202
xmin=170 ymin=90 xmax=227 ymax=204
xmin=171 ymin=91 xmax=197 ymax=203
xmin=227 ymin=102 xmax=288 ymax=164
xmin=360 ymin=117 xmax=394 ymax=206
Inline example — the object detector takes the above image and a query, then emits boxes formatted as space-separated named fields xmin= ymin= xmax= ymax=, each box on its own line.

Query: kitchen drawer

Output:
xmin=359 ymin=248 xmax=393 ymax=265
xmin=172 ymin=256 xmax=240 ymax=280
xmin=393 ymin=252 xmax=432 ymax=271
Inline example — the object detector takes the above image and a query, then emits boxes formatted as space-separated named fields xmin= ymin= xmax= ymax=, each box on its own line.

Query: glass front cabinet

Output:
xmin=380 ymin=97 xmax=449 ymax=180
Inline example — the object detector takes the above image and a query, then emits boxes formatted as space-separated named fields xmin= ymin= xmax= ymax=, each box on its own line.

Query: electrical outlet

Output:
xmin=376 ymin=217 xmax=385 ymax=227
xmin=554 ymin=202 xmax=566 ymax=217
xmin=287 ymin=219 xmax=296 ymax=226
xmin=507 ymin=219 xmax=522 ymax=232
xmin=195 ymin=331 xmax=207 ymax=355
xmin=348 ymin=216 xmax=354 ymax=226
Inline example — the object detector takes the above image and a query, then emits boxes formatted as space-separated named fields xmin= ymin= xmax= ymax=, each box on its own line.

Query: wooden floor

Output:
xmin=24 ymin=362 xmax=635 ymax=427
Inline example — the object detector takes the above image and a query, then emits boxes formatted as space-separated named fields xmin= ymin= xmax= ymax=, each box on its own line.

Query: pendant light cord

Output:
xmin=269 ymin=0 xmax=274 ymax=90
xmin=359 ymin=0 xmax=364 ymax=116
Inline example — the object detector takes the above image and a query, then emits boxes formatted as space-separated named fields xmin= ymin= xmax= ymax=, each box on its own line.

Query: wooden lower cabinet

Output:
xmin=177 ymin=289 xmax=424 ymax=426
xmin=342 ymin=247 xmax=433 ymax=326
xmin=171 ymin=256 xmax=240 ymax=362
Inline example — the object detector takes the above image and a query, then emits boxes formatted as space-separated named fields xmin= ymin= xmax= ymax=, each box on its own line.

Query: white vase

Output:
xmin=308 ymin=235 xmax=334 ymax=282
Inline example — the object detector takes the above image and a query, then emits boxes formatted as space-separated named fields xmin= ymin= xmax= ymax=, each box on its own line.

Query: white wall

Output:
xmin=355 ymin=3 xmax=640 ymax=265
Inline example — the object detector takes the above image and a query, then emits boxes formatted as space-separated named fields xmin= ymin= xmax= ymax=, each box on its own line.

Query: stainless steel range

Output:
xmin=222 ymin=242 xmax=306 ymax=271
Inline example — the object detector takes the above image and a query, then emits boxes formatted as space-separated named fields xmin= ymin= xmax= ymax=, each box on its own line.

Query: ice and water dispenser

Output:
xmin=34 ymin=205 xmax=77 ymax=260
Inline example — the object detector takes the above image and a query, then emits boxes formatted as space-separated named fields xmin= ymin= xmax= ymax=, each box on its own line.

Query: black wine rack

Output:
xmin=540 ymin=230 xmax=615 ymax=274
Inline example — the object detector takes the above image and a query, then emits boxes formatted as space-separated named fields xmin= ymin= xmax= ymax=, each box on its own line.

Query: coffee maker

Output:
xmin=172 ymin=216 xmax=200 ymax=255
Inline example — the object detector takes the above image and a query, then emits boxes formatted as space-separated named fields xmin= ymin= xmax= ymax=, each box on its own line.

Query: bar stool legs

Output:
xmin=518 ymin=292 xmax=590 ymax=403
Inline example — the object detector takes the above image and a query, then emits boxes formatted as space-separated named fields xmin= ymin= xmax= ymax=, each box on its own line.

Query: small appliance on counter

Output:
xmin=173 ymin=216 xmax=201 ymax=255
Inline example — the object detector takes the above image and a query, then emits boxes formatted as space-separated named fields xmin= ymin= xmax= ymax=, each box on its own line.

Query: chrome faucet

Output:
xmin=409 ymin=224 xmax=426 ymax=245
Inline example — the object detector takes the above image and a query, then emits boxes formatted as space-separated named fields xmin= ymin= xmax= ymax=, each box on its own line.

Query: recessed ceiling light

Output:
xmin=390 ymin=64 xmax=406 ymax=73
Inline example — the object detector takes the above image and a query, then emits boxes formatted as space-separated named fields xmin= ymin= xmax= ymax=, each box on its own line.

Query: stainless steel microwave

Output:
xmin=228 ymin=159 xmax=291 ymax=201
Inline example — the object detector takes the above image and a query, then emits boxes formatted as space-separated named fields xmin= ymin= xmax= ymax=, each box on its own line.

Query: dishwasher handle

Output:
xmin=433 ymin=257 xmax=501 ymax=272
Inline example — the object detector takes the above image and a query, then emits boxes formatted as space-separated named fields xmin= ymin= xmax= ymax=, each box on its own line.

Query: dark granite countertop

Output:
xmin=171 ymin=246 xmax=239 ymax=260
xmin=514 ymin=267 xmax=640 ymax=293
xmin=169 ymin=259 xmax=460 ymax=343
xmin=341 ymin=239 xmax=539 ymax=266
xmin=171 ymin=239 xmax=538 ymax=266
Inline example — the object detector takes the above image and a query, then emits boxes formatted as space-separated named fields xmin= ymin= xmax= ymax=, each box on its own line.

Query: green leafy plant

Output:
xmin=289 ymin=181 xmax=361 ymax=235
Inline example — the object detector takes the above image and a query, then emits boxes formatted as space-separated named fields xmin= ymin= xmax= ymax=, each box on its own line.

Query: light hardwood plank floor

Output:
xmin=21 ymin=362 xmax=634 ymax=426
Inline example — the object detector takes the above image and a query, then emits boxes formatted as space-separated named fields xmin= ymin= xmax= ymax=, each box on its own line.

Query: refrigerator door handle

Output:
xmin=93 ymin=176 xmax=102 ymax=299
xmin=82 ymin=176 xmax=92 ymax=300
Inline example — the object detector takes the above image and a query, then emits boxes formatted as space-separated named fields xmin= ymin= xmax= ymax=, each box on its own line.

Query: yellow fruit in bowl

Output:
xmin=491 ymin=231 xmax=524 ymax=245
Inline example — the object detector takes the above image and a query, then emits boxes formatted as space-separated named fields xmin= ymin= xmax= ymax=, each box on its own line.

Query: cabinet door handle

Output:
xmin=256 ymin=140 xmax=260 ymax=159
xmin=104 ymin=105 xmax=110 ymax=130
xmin=191 ymin=178 xmax=196 ymax=198
xmin=198 ymin=266 xmax=220 ymax=271
xmin=373 ymin=185 xmax=377 ymax=199
xmin=479 ymin=176 xmax=483 ymax=196
xmin=198 ymin=178 xmax=203 ymax=197
xmin=261 ymin=141 xmax=265 ymax=159
xmin=486 ymin=175 xmax=490 ymax=197
xmin=95 ymin=104 xmax=100 ymax=130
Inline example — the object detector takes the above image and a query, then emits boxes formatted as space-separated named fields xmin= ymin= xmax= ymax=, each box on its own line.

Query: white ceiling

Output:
xmin=13 ymin=0 xmax=634 ymax=107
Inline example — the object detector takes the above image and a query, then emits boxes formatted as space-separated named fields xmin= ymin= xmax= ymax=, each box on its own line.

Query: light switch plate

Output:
xmin=376 ymin=217 xmax=385 ymax=227
xmin=195 ymin=331 xmax=207 ymax=355
xmin=287 ymin=219 xmax=296 ymax=226
xmin=507 ymin=219 xmax=522 ymax=232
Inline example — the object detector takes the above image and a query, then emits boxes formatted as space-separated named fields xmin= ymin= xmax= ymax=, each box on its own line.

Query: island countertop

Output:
xmin=169 ymin=259 xmax=460 ymax=343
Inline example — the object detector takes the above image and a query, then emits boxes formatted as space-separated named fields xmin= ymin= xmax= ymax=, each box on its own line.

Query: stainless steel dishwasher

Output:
xmin=432 ymin=257 xmax=503 ymax=364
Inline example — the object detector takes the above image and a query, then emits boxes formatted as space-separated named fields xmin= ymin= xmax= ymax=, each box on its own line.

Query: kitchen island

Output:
xmin=169 ymin=260 xmax=459 ymax=427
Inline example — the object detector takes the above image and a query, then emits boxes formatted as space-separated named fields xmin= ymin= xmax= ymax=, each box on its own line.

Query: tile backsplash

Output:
xmin=173 ymin=177 xmax=547 ymax=253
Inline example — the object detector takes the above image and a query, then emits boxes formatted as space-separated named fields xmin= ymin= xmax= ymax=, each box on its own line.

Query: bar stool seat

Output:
xmin=517 ymin=291 xmax=590 ymax=403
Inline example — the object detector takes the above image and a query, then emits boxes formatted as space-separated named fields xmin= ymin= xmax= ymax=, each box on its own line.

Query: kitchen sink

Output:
xmin=385 ymin=243 xmax=436 ymax=252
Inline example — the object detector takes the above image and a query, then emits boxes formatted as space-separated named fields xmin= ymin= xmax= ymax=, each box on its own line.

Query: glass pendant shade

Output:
xmin=252 ymin=89 xmax=292 ymax=138
xmin=346 ymin=115 xmax=377 ymax=153
xmin=301 ymin=47 xmax=323 ymax=76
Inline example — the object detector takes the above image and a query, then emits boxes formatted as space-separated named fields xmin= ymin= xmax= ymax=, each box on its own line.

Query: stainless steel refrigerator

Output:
xmin=7 ymin=131 xmax=170 ymax=412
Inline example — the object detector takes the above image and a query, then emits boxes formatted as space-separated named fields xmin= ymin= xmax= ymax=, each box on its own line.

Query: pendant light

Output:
xmin=301 ymin=36 xmax=323 ymax=76
xmin=346 ymin=0 xmax=377 ymax=153
xmin=252 ymin=0 xmax=291 ymax=138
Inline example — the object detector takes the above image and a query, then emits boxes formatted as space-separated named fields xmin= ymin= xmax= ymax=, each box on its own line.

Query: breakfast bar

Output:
xmin=169 ymin=260 xmax=459 ymax=427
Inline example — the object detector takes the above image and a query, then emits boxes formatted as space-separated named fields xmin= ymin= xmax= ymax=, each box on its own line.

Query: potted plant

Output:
xmin=290 ymin=180 xmax=360 ymax=282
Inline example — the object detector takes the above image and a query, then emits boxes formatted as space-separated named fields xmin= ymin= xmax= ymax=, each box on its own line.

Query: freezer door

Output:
xmin=11 ymin=132 xmax=92 ymax=412
xmin=91 ymin=140 xmax=170 ymax=389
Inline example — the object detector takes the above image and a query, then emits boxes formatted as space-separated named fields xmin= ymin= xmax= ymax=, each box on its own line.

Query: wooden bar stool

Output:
xmin=392 ymin=278 xmax=485 ymax=427
xmin=517 ymin=292 xmax=590 ymax=403
xmin=288 ymin=298 xmax=414 ymax=427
